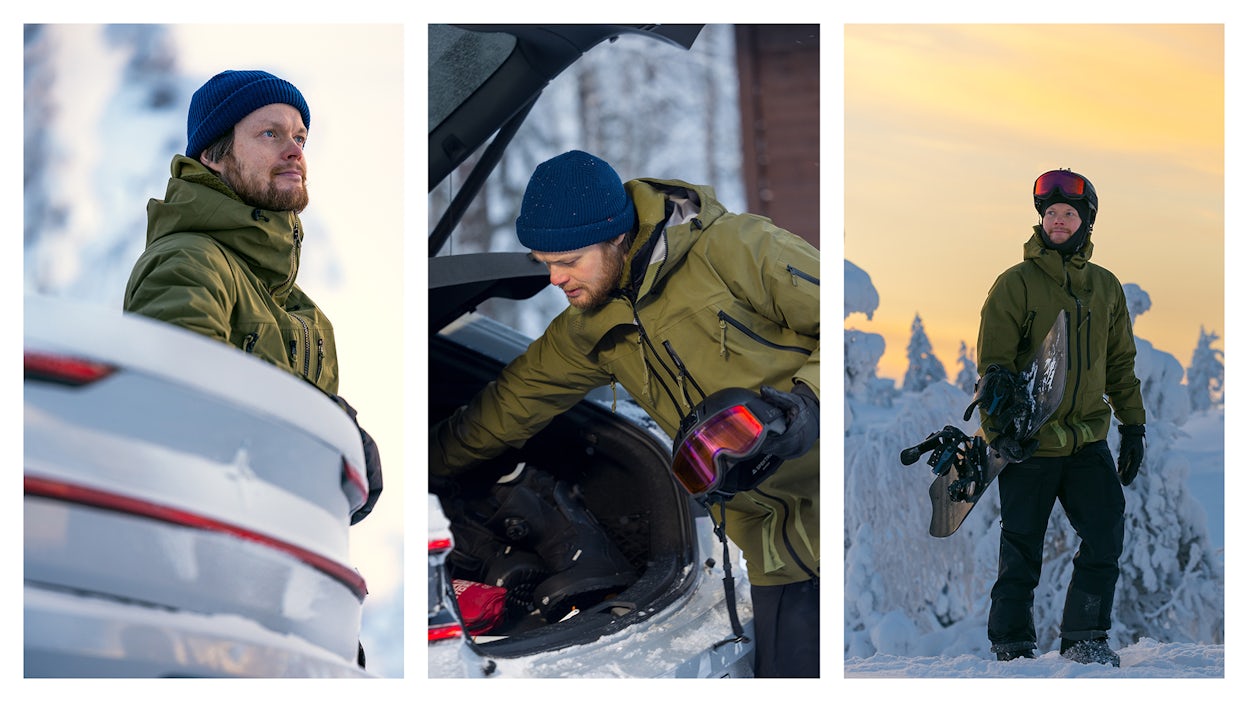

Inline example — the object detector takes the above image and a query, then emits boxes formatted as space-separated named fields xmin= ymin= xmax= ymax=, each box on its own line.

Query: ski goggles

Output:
xmin=670 ymin=388 xmax=786 ymax=497
xmin=1033 ymin=170 xmax=1089 ymax=201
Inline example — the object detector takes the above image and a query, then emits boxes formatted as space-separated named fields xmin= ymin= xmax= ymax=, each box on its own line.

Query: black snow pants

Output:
xmin=751 ymin=577 xmax=819 ymax=677
xmin=987 ymin=440 xmax=1125 ymax=653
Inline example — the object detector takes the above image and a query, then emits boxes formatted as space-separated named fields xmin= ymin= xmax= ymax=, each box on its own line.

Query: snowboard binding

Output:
xmin=900 ymin=425 xmax=988 ymax=503
xmin=963 ymin=363 xmax=1033 ymax=438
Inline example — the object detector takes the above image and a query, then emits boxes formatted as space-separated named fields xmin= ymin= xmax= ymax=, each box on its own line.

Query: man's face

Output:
xmin=1042 ymin=202 xmax=1082 ymax=245
xmin=202 ymin=103 xmax=309 ymax=213
xmin=531 ymin=234 xmax=628 ymax=311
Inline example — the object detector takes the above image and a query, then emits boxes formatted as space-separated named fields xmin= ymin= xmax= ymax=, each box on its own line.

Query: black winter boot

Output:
xmin=486 ymin=472 xmax=638 ymax=622
xmin=1060 ymin=637 xmax=1121 ymax=667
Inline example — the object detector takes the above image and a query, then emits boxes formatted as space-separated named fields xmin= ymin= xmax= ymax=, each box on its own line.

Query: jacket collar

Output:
xmin=622 ymin=178 xmax=726 ymax=300
xmin=1025 ymin=224 xmax=1093 ymax=284
xmin=146 ymin=155 xmax=303 ymax=299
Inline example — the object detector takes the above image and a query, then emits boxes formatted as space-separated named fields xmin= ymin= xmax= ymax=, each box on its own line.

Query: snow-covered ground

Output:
xmin=843 ymin=260 xmax=1225 ymax=680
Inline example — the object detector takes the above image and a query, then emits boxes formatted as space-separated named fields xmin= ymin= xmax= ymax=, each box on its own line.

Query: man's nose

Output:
xmin=549 ymin=269 xmax=569 ymax=287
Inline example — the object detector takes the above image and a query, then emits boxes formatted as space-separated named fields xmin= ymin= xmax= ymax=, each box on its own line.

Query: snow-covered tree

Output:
xmin=844 ymin=259 xmax=878 ymax=321
xmin=1124 ymin=282 xmax=1151 ymax=327
xmin=954 ymin=341 xmax=977 ymax=395
xmin=1187 ymin=326 xmax=1224 ymax=412
xmin=845 ymin=259 xmax=894 ymax=410
xmin=902 ymin=313 xmax=946 ymax=393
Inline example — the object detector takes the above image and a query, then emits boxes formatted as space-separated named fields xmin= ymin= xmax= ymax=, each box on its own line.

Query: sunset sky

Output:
xmin=844 ymin=24 xmax=1225 ymax=384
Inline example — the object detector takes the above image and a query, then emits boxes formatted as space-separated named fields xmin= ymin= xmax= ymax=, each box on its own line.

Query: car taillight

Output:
xmin=429 ymin=537 xmax=452 ymax=553
xmin=24 ymin=475 xmax=369 ymax=601
xmin=428 ymin=623 xmax=463 ymax=642
xmin=341 ymin=457 xmax=368 ymax=513
xmin=24 ymin=351 xmax=115 ymax=386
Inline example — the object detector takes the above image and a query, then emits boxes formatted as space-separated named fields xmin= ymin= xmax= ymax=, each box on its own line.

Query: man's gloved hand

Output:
xmin=989 ymin=434 xmax=1038 ymax=463
xmin=332 ymin=395 xmax=383 ymax=525
xmin=758 ymin=382 xmax=819 ymax=460
xmin=1117 ymin=424 xmax=1146 ymax=486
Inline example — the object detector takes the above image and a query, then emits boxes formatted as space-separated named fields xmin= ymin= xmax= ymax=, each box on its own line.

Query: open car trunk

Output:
xmin=430 ymin=320 xmax=698 ymax=657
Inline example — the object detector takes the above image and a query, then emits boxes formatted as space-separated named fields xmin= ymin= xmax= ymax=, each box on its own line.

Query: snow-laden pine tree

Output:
xmin=954 ymin=341 xmax=977 ymax=396
xmin=844 ymin=260 xmax=895 ymax=410
xmin=1186 ymin=326 xmax=1224 ymax=412
xmin=902 ymin=313 xmax=946 ymax=393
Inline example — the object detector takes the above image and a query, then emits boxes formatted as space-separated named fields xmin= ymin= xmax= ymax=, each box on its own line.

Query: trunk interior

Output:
xmin=430 ymin=330 xmax=697 ymax=657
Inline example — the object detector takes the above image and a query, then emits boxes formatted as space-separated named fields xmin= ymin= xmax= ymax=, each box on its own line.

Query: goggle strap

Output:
xmin=701 ymin=496 xmax=749 ymax=647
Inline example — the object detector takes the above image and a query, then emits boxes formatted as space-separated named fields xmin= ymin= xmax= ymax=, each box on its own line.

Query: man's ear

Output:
xmin=199 ymin=151 xmax=222 ymax=174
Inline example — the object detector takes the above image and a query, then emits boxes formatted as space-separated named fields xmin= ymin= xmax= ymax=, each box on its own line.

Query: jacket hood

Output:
xmin=621 ymin=178 xmax=727 ymax=300
xmin=146 ymin=155 xmax=304 ymax=297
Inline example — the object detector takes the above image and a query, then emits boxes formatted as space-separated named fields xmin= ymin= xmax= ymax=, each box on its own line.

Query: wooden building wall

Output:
xmin=734 ymin=25 xmax=820 ymax=249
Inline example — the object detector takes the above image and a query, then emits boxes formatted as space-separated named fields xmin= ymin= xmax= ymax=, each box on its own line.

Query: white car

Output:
xmin=24 ymin=295 xmax=375 ymax=677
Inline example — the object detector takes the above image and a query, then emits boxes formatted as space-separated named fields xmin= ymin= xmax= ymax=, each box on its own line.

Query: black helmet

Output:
xmin=1033 ymin=168 xmax=1098 ymax=229
xmin=670 ymin=387 xmax=788 ymax=499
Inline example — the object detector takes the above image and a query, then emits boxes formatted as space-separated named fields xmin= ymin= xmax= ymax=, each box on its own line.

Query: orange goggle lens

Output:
xmin=1033 ymin=170 xmax=1086 ymax=199
xmin=671 ymin=405 xmax=767 ymax=496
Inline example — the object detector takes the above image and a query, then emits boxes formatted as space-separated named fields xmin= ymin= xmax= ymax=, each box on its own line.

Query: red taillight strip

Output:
xmin=341 ymin=457 xmax=368 ymax=511
xmin=428 ymin=537 xmax=452 ymax=553
xmin=24 ymin=475 xmax=368 ymax=601
xmin=24 ymin=351 xmax=115 ymax=386
xmin=428 ymin=623 xmax=463 ymax=642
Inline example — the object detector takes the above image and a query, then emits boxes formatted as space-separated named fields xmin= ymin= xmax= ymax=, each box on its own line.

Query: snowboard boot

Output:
xmin=1060 ymin=637 xmax=1121 ymax=667
xmin=485 ymin=471 xmax=638 ymax=622
xmin=445 ymin=504 xmax=549 ymax=618
xmin=991 ymin=642 xmax=1036 ymax=661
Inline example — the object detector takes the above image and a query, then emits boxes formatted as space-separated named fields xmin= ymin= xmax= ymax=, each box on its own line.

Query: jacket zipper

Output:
xmin=628 ymin=301 xmax=688 ymax=416
xmin=315 ymin=337 xmax=325 ymax=383
xmin=785 ymin=264 xmax=820 ymax=286
xmin=753 ymin=487 xmax=819 ymax=581
xmin=717 ymin=311 xmax=813 ymax=355
xmin=291 ymin=313 xmax=312 ymax=379
xmin=1059 ymin=272 xmax=1086 ymax=455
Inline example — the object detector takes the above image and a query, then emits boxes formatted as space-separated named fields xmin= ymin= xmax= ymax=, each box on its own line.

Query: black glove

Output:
xmin=758 ymin=382 xmax=819 ymax=460
xmin=333 ymin=395 xmax=383 ymax=525
xmin=1117 ymin=424 xmax=1145 ymax=486
xmin=989 ymin=434 xmax=1038 ymax=463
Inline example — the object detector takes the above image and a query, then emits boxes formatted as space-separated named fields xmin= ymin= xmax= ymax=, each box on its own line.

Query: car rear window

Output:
xmin=429 ymin=26 xmax=516 ymax=134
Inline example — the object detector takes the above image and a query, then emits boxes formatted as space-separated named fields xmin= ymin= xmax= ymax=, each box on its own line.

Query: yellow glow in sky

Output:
xmin=845 ymin=24 xmax=1224 ymax=384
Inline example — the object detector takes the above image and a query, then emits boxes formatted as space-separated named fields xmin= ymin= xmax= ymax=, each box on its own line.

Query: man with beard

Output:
xmin=432 ymin=150 xmax=821 ymax=677
xmin=124 ymin=69 xmax=381 ymax=526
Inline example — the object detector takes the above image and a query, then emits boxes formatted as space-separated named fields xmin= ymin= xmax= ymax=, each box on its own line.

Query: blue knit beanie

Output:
xmin=516 ymin=150 xmax=636 ymax=252
xmin=186 ymin=70 xmax=311 ymax=159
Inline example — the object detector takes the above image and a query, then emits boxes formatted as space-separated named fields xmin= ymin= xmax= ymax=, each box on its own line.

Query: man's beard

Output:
xmin=220 ymin=155 xmax=309 ymax=213
xmin=570 ymin=240 xmax=627 ymax=311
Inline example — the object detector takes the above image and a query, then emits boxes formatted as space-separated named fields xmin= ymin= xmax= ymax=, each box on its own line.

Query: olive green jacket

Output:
xmin=434 ymin=178 xmax=820 ymax=586
xmin=124 ymin=156 xmax=339 ymax=395
xmin=977 ymin=226 xmax=1146 ymax=455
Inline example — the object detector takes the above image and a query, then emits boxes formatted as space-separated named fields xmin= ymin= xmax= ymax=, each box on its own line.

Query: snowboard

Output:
xmin=901 ymin=309 xmax=1068 ymax=537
